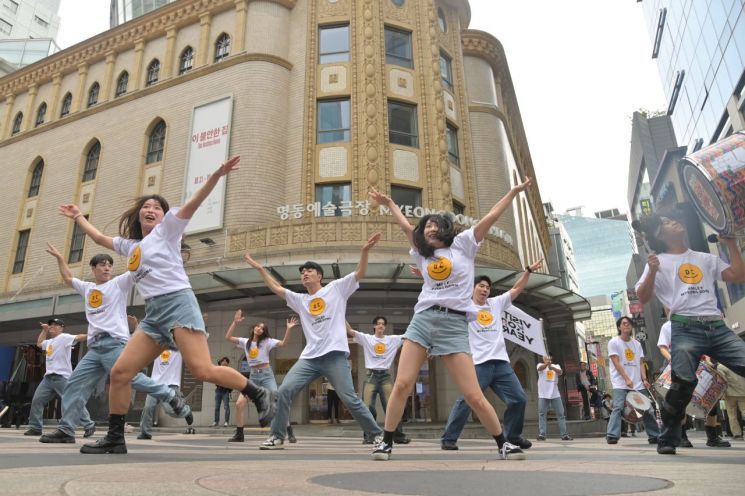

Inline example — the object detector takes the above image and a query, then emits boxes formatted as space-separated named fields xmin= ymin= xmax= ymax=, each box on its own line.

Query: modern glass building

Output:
xmin=0 ymin=0 xmax=60 ymax=74
xmin=641 ymin=0 xmax=745 ymax=149
xmin=109 ymin=0 xmax=176 ymax=27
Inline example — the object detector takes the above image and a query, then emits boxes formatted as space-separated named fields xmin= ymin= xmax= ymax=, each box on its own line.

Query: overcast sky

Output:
xmin=56 ymin=0 xmax=666 ymax=217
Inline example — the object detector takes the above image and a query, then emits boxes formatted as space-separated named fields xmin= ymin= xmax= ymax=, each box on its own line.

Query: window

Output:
xmin=315 ymin=183 xmax=352 ymax=216
xmin=319 ymin=24 xmax=349 ymax=63
xmin=35 ymin=102 xmax=46 ymax=127
xmin=388 ymin=101 xmax=418 ymax=147
xmin=147 ymin=120 xmax=166 ymax=164
xmin=146 ymin=59 xmax=160 ymax=86
xmin=87 ymin=82 xmax=100 ymax=107
xmin=11 ymin=111 xmax=22 ymax=135
xmin=214 ymin=33 xmax=230 ymax=62
xmin=446 ymin=124 xmax=460 ymax=166
xmin=12 ymin=230 xmax=30 ymax=274
xmin=60 ymin=92 xmax=72 ymax=117
xmin=5 ymin=1 xmax=18 ymax=14
xmin=68 ymin=216 xmax=88 ymax=264
xmin=385 ymin=26 xmax=413 ymax=68
xmin=652 ymin=8 xmax=667 ymax=59
xmin=115 ymin=71 xmax=128 ymax=97
xmin=0 ymin=18 xmax=11 ymax=35
xmin=82 ymin=141 xmax=100 ymax=182
xmin=179 ymin=46 xmax=194 ymax=74
xmin=34 ymin=15 xmax=48 ymax=28
xmin=437 ymin=8 xmax=447 ymax=32
xmin=28 ymin=160 xmax=43 ymax=198
xmin=317 ymin=99 xmax=351 ymax=143
xmin=391 ymin=186 xmax=421 ymax=208
xmin=452 ymin=201 xmax=464 ymax=215
xmin=667 ymin=70 xmax=685 ymax=115
xmin=440 ymin=51 xmax=453 ymax=91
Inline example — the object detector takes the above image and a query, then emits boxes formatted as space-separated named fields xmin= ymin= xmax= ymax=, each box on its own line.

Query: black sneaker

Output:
xmin=648 ymin=437 xmax=659 ymax=444
xmin=253 ymin=388 xmax=278 ymax=428
xmin=39 ymin=429 xmax=75 ymax=443
xmin=510 ymin=437 xmax=532 ymax=449
xmin=561 ymin=435 xmax=573 ymax=441
xmin=185 ymin=411 xmax=194 ymax=426
xmin=84 ymin=425 xmax=96 ymax=438
xmin=23 ymin=428 xmax=42 ymax=436
xmin=706 ymin=437 xmax=731 ymax=448
xmin=259 ymin=434 xmax=284 ymax=450
xmin=441 ymin=440 xmax=458 ymax=450
xmin=393 ymin=435 xmax=411 ymax=445
xmin=362 ymin=434 xmax=374 ymax=445
xmin=680 ymin=438 xmax=693 ymax=448
xmin=500 ymin=441 xmax=526 ymax=460
xmin=607 ymin=437 xmax=618 ymax=444
xmin=371 ymin=440 xmax=392 ymax=461
xmin=137 ymin=433 xmax=152 ymax=440
xmin=536 ymin=435 xmax=546 ymax=441
xmin=288 ymin=432 xmax=297 ymax=444
xmin=657 ymin=444 xmax=676 ymax=455
xmin=80 ymin=436 xmax=127 ymax=454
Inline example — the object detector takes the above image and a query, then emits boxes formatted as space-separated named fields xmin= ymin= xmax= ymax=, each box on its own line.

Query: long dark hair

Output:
xmin=248 ymin=322 xmax=271 ymax=346
xmin=119 ymin=194 xmax=170 ymax=240
xmin=412 ymin=214 xmax=457 ymax=259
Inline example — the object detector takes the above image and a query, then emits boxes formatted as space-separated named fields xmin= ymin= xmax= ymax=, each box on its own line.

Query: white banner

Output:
xmin=183 ymin=95 xmax=233 ymax=235
xmin=502 ymin=305 xmax=546 ymax=357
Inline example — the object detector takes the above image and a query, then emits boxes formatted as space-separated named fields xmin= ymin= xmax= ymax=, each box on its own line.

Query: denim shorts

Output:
xmin=139 ymin=288 xmax=207 ymax=349
xmin=403 ymin=307 xmax=471 ymax=357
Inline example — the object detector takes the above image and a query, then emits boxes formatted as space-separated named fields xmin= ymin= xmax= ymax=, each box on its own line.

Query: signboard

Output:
xmin=183 ymin=95 xmax=233 ymax=235
xmin=501 ymin=305 xmax=546 ymax=356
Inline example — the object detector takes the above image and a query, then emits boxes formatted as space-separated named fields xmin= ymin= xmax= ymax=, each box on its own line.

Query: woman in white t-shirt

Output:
xmin=60 ymin=156 xmax=276 ymax=455
xmin=368 ymin=179 xmax=532 ymax=461
xmin=225 ymin=310 xmax=297 ymax=442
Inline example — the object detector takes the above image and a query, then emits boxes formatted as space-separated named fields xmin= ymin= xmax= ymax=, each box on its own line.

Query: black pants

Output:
xmin=327 ymin=389 xmax=340 ymax=420
xmin=579 ymin=388 xmax=590 ymax=418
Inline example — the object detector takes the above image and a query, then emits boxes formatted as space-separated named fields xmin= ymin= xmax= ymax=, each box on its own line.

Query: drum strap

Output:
xmin=670 ymin=314 xmax=726 ymax=329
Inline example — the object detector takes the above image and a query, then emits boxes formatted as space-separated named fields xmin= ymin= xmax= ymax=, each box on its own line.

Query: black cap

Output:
xmin=298 ymin=261 xmax=323 ymax=277
xmin=47 ymin=318 xmax=65 ymax=326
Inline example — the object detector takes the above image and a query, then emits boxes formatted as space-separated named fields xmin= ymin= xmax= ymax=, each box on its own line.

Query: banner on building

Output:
xmin=183 ymin=95 xmax=233 ymax=235
xmin=502 ymin=305 xmax=546 ymax=357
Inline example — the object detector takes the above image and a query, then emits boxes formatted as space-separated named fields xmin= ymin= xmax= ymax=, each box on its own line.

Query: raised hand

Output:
xmin=244 ymin=252 xmax=261 ymax=269
xmin=513 ymin=177 xmax=533 ymax=193
xmin=58 ymin=204 xmax=81 ymax=219
xmin=215 ymin=156 xmax=241 ymax=177
xmin=647 ymin=252 xmax=660 ymax=272
xmin=363 ymin=231 xmax=382 ymax=251
xmin=528 ymin=258 xmax=544 ymax=272
xmin=45 ymin=243 xmax=63 ymax=259
xmin=233 ymin=309 xmax=244 ymax=323
xmin=286 ymin=316 xmax=299 ymax=329
xmin=368 ymin=188 xmax=392 ymax=207
xmin=409 ymin=265 xmax=423 ymax=278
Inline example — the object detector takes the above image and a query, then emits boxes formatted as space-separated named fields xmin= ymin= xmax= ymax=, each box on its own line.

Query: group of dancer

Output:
xmin=19 ymin=155 xmax=745 ymax=460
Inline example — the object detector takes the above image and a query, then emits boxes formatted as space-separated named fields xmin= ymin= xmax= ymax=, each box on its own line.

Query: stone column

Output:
xmin=163 ymin=27 xmax=177 ymax=78
xmin=197 ymin=13 xmax=212 ymax=67
xmin=22 ymin=85 xmax=38 ymax=131
xmin=72 ymin=63 xmax=88 ymax=113
xmin=101 ymin=51 xmax=116 ymax=100
xmin=2 ymin=94 xmax=15 ymax=138
xmin=233 ymin=0 xmax=247 ymax=53
xmin=131 ymin=39 xmax=145 ymax=91
xmin=48 ymin=73 xmax=62 ymax=122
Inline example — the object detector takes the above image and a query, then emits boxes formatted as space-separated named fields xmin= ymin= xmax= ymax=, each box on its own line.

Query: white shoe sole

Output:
xmin=259 ymin=445 xmax=284 ymax=450
xmin=371 ymin=452 xmax=390 ymax=461
xmin=502 ymin=452 xmax=526 ymax=460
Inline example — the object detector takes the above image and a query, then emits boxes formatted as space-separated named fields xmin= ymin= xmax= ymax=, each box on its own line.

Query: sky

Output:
xmin=56 ymin=0 xmax=667 ymax=217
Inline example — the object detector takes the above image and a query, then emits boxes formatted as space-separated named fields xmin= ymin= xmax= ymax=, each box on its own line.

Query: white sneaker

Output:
xmin=124 ymin=423 xmax=134 ymax=433
xmin=223 ymin=422 xmax=228 ymax=427
xmin=371 ymin=439 xmax=392 ymax=461
xmin=259 ymin=435 xmax=285 ymax=450
xmin=500 ymin=441 xmax=526 ymax=460
xmin=210 ymin=422 xmax=217 ymax=427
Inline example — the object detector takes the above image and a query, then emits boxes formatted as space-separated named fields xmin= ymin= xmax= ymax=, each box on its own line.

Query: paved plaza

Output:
xmin=0 ymin=426 xmax=743 ymax=495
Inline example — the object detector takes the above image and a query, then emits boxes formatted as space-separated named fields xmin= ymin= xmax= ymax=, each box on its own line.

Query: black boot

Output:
xmin=706 ymin=426 xmax=731 ymax=447
xmin=80 ymin=414 xmax=127 ymax=454
xmin=228 ymin=427 xmax=244 ymax=442
xmin=287 ymin=425 xmax=297 ymax=444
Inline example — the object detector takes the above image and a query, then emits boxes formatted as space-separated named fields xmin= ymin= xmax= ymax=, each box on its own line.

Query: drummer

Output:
xmin=657 ymin=320 xmax=693 ymax=448
xmin=636 ymin=208 xmax=745 ymax=455
xmin=606 ymin=316 xmax=660 ymax=445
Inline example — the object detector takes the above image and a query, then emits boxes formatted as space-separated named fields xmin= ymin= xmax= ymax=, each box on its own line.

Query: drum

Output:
xmin=622 ymin=391 xmax=652 ymax=423
xmin=679 ymin=131 xmax=745 ymax=234
xmin=654 ymin=361 xmax=728 ymax=418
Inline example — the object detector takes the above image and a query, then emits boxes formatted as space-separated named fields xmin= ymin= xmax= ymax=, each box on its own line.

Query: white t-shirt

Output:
xmin=151 ymin=349 xmax=182 ymax=387
xmin=468 ymin=292 xmax=512 ymax=364
xmin=536 ymin=363 xmax=562 ymax=399
xmin=636 ymin=249 xmax=729 ymax=317
xmin=608 ymin=336 xmax=645 ymax=390
xmin=353 ymin=331 xmax=403 ymax=370
xmin=411 ymin=228 xmax=481 ymax=318
xmin=285 ymin=272 xmax=359 ymax=359
xmin=40 ymin=333 xmax=77 ymax=378
xmin=113 ymin=209 xmax=191 ymax=300
xmin=657 ymin=321 xmax=672 ymax=349
xmin=71 ymin=273 xmax=135 ymax=345
xmin=237 ymin=337 xmax=280 ymax=367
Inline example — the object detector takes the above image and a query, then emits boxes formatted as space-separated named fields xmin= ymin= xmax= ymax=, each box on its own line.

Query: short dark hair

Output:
xmin=47 ymin=318 xmax=65 ymax=326
xmin=616 ymin=316 xmax=634 ymax=334
xmin=412 ymin=214 xmax=457 ymax=258
xmin=89 ymin=254 xmax=114 ymax=267
xmin=299 ymin=261 xmax=324 ymax=278
xmin=218 ymin=356 xmax=230 ymax=365
xmin=638 ymin=203 xmax=688 ymax=253
xmin=474 ymin=275 xmax=493 ymax=287
xmin=372 ymin=316 xmax=387 ymax=325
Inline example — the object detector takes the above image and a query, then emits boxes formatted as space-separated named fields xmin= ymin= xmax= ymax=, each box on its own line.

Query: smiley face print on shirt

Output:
xmin=678 ymin=263 xmax=703 ymax=284
xmin=128 ymin=246 xmax=142 ymax=271
xmin=88 ymin=289 xmax=103 ymax=309
xmin=546 ymin=370 xmax=555 ymax=381
xmin=624 ymin=348 xmax=635 ymax=362
xmin=427 ymin=257 xmax=453 ymax=281
xmin=476 ymin=310 xmax=494 ymax=326
xmin=374 ymin=342 xmax=386 ymax=355
xmin=46 ymin=344 xmax=53 ymax=357
xmin=248 ymin=346 xmax=259 ymax=359
xmin=309 ymin=297 xmax=326 ymax=316
xmin=160 ymin=350 xmax=171 ymax=364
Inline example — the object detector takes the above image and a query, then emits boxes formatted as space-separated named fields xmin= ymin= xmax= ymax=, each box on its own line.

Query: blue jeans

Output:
xmin=29 ymin=374 xmax=93 ymax=432
xmin=441 ymin=359 xmax=527 ymax=443
xmin=271 ymin=351 xmax=382 ymax=439
xmin=538 ymin=397 xmax=568 ymax=437
xmin=140 ymin=385 xmax=179 ymax=436
xmin=659 ymin=321 xmax=745 ymax=446
xmin=250 ymin=367 xmax=278 ymax=391
xmin=214 ymin=388 xmax=230 ymax=424
xmin=607 ymin=388 xmax=660 ymax=440
xmin=58 ymin=334 xmax=176 ymax=436
xmin=362 ymin=370 xmax=404 ymax=437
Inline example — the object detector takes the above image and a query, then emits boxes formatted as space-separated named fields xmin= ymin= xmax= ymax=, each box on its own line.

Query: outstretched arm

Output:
xmin=354 ymin=232 xmax=382 ymax=281
xmin=721 ymin=237 xmax=745 ymax=283
xmin=277 ymin=316 xmax=298 ymax=347
xmin=74 ymin=334 xmax=88 ymax=344
xmin=225 ymin=309 xmax=244 ymax=345
xmin=36 ymin=323 xmax=50 ymax=348
xmin=508 ymin=259 xmax=543 ymax=300
xmin=473 ymin=178 xmax=532 ymax=243
xmin=244 ymin=252 xmax=287 ymax=299
xmin=58 ymin=204 xmax=114 ymax=250
xmin=345 ymin=321 xmax=356 ymax=339
xmin=45 ymin=243 xmax=74 ymax=287
xmin=369 ymin=188 xmax=415 ymax=249
xmin=178 ymin=156 xmax=240 ymax=220
xmin=636 ymin=253 xmax=658 ymax=304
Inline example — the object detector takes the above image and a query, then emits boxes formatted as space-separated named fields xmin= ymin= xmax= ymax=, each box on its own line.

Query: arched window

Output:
xmin=11 ymin=112 xmax=22 ymax=135
xmin=28 ymin=160 xmax=44 ymax=198
xmin=179 ymin=46 xmax=194 ymax=75
xmin=35 ymin=102 xmax=47 ymax=127
xmin=60 ymin=92 xmax=72 ymax=117
xmin=214 ymin=33 xmax=231 ymax=62
xmin=87 ymin=82 xmax=100 ymax=107
xmin=146 ymin=120 xmax=166 ymax=164
xmin=82 ymin=141 xmax=101 ymax=182
xmin=115 ymin=71 xmax=129 ymax=97
xmin=146 ymin=59 xmax=160 ymax=86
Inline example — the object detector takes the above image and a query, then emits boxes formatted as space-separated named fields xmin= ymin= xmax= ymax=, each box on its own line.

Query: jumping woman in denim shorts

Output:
xmin=58 ymin=156 xmax=277 ymax=454
xmin=368 ymin=178 xmax=532 ymax=461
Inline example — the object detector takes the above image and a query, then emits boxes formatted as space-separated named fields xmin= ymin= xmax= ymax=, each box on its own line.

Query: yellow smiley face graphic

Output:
xmin=477 ymin=310 xmax=494 ymax=326
xmin=678 ymin=263 xmax=703 ymax=284
xmin=88 ymin=290 xmax=103 ymax=309
xmin=374 ymin=342 xmax=386 ymax=355
xmin=624 ymin=348 xmax=635 ymax=362
xmin=127 ymin=246 xmax=142 ymax=271
xmin=546 ymin=370 xmax=555 ymax=381
xmin=160 ymin=350 xmax=171 ymax=362
xmin=309 ymin=297 xmax=326 ymax=316
xmin=248 ymin=347 xmax=259 ymax=359
xmin=427 ymin=257 xmax=453 ymax=281
xmin=46 ymin=345 xmax=53 ymax=357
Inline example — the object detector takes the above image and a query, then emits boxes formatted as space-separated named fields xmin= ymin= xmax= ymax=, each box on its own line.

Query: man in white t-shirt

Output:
xmin=536 ymin=353 xmax=571 ymax=440
xmin=24 ymin=318 xmax=90 ymax=436
xmin=244 ymin=233 xmax=384 ymax=450
xmin=636 ymin=210 xmax=745 ymax=454
xmin=346 ymin=316 xmax=407 ymax=444
xmin=138 ymin=349 xmax=190 ymax=439
xmin=606 ymin=316 xmax=660 ymax=444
